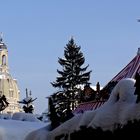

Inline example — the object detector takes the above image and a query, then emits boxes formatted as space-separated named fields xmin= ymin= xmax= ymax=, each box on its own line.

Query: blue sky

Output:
xmin=0 ymin=0 xmax=140 ymax=114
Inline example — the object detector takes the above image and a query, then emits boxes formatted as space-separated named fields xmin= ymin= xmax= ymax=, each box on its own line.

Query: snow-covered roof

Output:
xmin=1 ymin=78 xmax=139 ymax=140
xmin=25 ymin=78 xmax=140 ymax=140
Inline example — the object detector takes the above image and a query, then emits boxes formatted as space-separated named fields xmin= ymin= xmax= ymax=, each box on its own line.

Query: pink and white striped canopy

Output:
xmin=110 ymin=48 xmax=140 ymax=82
xmin=73 ymin=48 xmax=140 ymax=114
xmin=73 ymin=100 xmax=105 ymax=114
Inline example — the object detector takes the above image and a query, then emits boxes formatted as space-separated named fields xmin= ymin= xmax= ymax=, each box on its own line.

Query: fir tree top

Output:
xmin=51 ymin=37 xmax=92 ymax=90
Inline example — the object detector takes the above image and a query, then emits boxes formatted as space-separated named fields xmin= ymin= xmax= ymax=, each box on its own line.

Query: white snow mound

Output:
xmin=25 ymin=78 xmax=140 ymax=140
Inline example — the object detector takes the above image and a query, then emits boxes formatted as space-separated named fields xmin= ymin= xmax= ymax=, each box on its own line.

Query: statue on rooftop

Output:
xmin=0 ymin=94 xmax=9 ymax=112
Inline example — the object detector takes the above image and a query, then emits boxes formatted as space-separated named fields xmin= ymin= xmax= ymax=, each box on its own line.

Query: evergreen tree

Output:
xmin=47 ymin=96 xmax=60 ymax=130
xmin=18 ymin=89 xmax=37 ymax=113
xmin=50 ymin=38 xmax=92 ymax=123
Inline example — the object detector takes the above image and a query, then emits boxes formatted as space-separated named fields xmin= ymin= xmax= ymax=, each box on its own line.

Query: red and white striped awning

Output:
xmin=73 ymin=100 xmax=106 ymax=114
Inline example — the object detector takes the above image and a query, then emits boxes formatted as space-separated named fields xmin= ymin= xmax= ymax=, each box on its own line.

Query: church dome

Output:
xmin=0 ymin=37 xmax=21 ymax=114
xmin=0 ymin=72 xmax=21 ymax=113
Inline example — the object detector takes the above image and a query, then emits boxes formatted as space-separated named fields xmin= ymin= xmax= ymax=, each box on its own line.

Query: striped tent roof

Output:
xmin=110 ymin=48 xmax=140 ymax=82
xmin=73 ymin=100 xmax=106 ymax=114
xmin=73 ymin=48 xmax=140 ymax=114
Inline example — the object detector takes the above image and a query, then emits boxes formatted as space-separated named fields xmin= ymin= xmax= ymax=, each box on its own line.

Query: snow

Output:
xmin=12 ymin=112 xmax=40 ymax=122
xmin=23 ymin=97 xmax=32 ymax=102
xmin=0 ymin=112 xmax=47 ymax=140
xmin=25 ymin=78 xmax=140 ymax=140
xmin=77 ymin=84 xmax=103 ymax=90
xmin=1 ymin=78 xmax=140 ymax=140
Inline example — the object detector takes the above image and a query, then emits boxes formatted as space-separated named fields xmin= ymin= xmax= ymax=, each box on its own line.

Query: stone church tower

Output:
xmin=0 ymin=36 xmax=21 ymax=114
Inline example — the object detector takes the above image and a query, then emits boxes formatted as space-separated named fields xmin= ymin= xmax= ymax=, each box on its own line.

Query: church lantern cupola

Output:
xmin=0 ymin=34 xmax=9 ymax=73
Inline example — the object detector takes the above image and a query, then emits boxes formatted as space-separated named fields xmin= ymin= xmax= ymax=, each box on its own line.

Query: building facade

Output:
xmin=0 ymin=37 xmax=21 ymax=114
